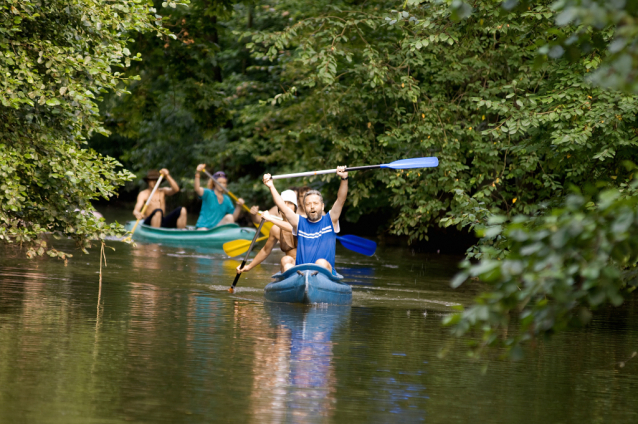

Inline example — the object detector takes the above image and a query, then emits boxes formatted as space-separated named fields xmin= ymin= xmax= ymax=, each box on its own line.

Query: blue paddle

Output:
xmin=271 ymin=157 xmax=439 ymax=180
xmin=337 ymin=235 xmax=377 ymax=257
xmin=257 ymin=212 xmax=376 ymax=257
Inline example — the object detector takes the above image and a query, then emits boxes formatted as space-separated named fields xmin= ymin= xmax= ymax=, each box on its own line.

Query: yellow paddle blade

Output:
xmin=223 ymin=239 xmax=251 ymax=257
xmin=223 ymin=259 xmax=242 ymax=271
xmin=122 ymin=218 xmax=142 ymax=242
xmin=223 ymin=236 xmax=268 ymax=257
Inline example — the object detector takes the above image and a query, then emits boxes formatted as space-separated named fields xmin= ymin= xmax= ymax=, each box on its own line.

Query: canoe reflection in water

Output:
xmin=250 ymin=303 xmax=349 ymax=423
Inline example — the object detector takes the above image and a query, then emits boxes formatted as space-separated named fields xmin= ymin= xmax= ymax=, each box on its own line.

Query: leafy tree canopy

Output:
xmin=1 ymin=0 xmax=187 ymax=258
xmin=95 ymin=0 xmax=638 ymax=358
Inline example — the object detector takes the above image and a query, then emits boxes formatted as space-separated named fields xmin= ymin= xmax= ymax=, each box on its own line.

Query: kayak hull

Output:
xmin=123 ymin=221 xmax=256 ymax=247
xmin=264 ymin=264 xmax=352 ymax=305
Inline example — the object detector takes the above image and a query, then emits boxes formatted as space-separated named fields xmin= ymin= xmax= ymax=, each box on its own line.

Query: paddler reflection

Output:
xmin=130 ymin=243 xmax=164 ymax=271
xmin=249 ymin=303 xmax=349 ymax=422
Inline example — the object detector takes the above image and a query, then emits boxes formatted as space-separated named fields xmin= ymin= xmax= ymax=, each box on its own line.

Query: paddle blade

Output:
xmin=337 ymin=235 xmax=377 ymax=256
xmin=223 ymin=236 xmax=268 ymax=257
xmin=381 ymin=157 xmax=438 ymax=170
xmin=223 ymin=239 xmax=252 ymax=257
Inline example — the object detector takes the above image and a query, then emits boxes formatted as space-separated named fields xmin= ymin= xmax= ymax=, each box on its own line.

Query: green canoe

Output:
xmin=123 ymin=221 xmax=257 ymax=247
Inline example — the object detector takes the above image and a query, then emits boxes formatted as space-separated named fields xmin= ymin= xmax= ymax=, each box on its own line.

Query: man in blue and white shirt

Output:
xmin=262 ymin=166 xmax=348 ymax=273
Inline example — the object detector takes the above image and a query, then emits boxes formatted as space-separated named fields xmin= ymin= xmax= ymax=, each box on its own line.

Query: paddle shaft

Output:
xmin=270 ymin=157 xmax=438 ymax=180
xmin=271 ymin=165 xmax=380 ymax=180
xmin=230 ymin=219 xmax=265 ymax=291
xmin=125 ymin=174 xmax=165 ymax=239
xmin=258 ymin=211 xmax=283 ymax=221
xmin=202 ymin=169 xmax=252 ymax=214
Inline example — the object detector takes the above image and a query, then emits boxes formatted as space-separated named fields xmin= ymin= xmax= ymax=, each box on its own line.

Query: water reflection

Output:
xmin=254 ymin=303 xmax=349 ymax=423
xmin=339 ymin=267 xmax=376 ymax=286
xmin=129 ymin=242 xmax=241 ymax=283
xmin=130 ymin=243 xmax=165 ymax=270
xmin=3 ymin=240 xmax=638 ymax=423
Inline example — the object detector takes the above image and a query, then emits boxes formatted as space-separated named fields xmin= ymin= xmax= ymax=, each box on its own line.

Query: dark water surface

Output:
xmin=1 ymin=228 xmax=638 ymax=423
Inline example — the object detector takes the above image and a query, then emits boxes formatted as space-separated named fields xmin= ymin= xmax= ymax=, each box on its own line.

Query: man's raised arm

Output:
xmin=263 ymin=174 xmax=299 ymax=228
xmin=330 ymin=166 xmax=348 ymax=225
xmin=194 ymin=164 xmax=205 ymax=197
xmin=160 ymin=168 xmax=180 ymax=195
xmin=261 ymin=211 xmax=295 ymax=233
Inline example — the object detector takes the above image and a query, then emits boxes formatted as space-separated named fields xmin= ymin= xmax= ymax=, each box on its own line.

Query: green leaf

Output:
xmin=45 ymin=98 xmax=61 ymax=106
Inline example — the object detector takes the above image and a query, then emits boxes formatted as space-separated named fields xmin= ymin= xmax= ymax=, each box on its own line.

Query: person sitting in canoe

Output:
xmin=261 ymin=166 xmax=348 ymax=273
xmin=133 ymin=169 xmax=187 ymax=229
xmin=294 ymin=186 xmax=312 ymax=217
xmin=236 ymin=190 xmax=298 ymax=274
xmin=248 ymin=185 xmax=313 ymax=224
xmin=194 ymin=164 xmax=245 ymax=229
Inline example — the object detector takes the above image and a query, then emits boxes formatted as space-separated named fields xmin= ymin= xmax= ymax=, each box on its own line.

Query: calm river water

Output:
xmin=1 ymin=216 xmax=638 ymax=423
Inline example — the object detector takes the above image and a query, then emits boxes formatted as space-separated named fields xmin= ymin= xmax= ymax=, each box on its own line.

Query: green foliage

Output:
xmin=94 ymin=0 xmax=638 ymax=358
xmin=548 ymin=0 xmax=638 ymax=93
xmin=237 ymin=0 xmax=637 ymax=238
xmin=437 ymin=0 xmax=638 ymax=359
xmin=450 ymin=0 xmax=638 ymax=93
xmin=446 ymin=179 xmax=638 ymax=358
xmin=94 ymin=0 xmax=267 ymax=189
xmin=0 ymin=0 xmax=186 ymax=256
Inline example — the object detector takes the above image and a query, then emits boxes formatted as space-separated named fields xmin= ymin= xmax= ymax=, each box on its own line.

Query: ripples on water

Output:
xmin=1 ymin=239 xmax=638 ymax=423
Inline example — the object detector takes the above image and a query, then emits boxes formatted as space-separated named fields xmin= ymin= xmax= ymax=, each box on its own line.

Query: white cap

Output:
xmin=280 ymin=190 xmax=298 ymax=207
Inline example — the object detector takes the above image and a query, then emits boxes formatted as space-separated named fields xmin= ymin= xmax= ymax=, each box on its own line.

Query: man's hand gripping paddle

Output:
xmin=229 ymin=219 xmax=265 ymax=293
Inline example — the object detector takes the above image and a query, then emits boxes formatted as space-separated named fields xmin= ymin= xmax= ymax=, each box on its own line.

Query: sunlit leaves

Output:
xmin=447 ymin=180 xmax=638 ymax=358
xmin=0 ymin=0 xmax=187 ymax=256
xmin=235 ymin=0 xmax=638 ymax=245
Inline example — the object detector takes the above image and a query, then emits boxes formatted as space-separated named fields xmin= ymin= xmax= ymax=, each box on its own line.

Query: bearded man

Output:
xmin=262 ymin=166 xmax=348 ymax=273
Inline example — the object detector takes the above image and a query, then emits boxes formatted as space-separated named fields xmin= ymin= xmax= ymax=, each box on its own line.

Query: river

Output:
xmin=1 ymin=212 xmax=637 ymax=423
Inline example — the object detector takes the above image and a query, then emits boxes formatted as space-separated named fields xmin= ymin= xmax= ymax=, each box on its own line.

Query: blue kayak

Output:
xmin=264 ymin=264 xmax=352 ymax=305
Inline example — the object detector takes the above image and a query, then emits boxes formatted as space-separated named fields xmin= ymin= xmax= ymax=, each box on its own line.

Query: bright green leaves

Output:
xmin=447 ymin=180 xmax=638 ymax=358
xmin=545 ymin=0 xmax=638 ymax=93
xmin=0 ymin=0 xmax=187 ymax=257
xmin=45 ymin=98 xmax=61 ymax=106
xmin=233 ymin=0 xmax=638 ymax=245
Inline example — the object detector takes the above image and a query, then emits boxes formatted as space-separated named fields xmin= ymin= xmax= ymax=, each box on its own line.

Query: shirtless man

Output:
xmin=236 ymin=190 xmax=298 ymax=274
xmin=133 ymin=169 xmax=187 ymax=229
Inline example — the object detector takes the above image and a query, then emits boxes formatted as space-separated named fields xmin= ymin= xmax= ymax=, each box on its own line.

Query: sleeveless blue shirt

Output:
xmin=295 ymin=212 xmax=338 ymax=270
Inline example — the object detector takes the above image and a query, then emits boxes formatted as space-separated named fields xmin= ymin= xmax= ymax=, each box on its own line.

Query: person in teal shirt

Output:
xmin=194 ymin=165 xmax=245 ymax=229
